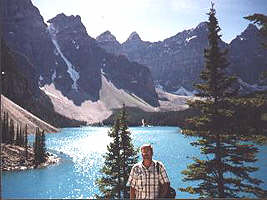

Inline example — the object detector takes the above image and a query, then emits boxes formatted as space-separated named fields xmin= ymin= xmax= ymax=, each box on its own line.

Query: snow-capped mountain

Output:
xmin=173 ymin=87 xmax=195 ymax=96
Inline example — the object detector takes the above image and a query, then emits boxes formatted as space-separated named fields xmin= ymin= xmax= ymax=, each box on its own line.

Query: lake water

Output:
xmin=2 ymin=126 xmax=267 ymax=199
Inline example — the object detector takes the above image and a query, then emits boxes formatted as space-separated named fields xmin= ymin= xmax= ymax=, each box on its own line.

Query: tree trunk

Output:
xmin=215 ymin=132 xmax=225 ymax=197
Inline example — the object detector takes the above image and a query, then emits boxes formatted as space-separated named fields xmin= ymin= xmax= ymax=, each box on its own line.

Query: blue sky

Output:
xmin=32 ymin=0 xmax=267 ymax=43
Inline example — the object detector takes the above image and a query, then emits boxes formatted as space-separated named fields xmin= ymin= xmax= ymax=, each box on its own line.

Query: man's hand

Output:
xmin=130 ymin=187 xmax=136 ymax=199
xmin=161 ymin=182 xmax=170 ymax=198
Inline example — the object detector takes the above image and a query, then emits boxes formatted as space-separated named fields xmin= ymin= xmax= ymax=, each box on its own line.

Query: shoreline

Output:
xmin=1 ymin=143 xmax=60 ymax=172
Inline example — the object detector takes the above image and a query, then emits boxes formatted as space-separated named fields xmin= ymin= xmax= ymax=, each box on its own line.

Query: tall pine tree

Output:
xmin=119 ymin=104 xmax=139 ymax=197
xmin=40 ymin=130 xmax=47 ymax=163
xmin=179 ymin=3 xmax=266 ymax=198
xmin=34 ymin=128 xmax=41 ymax=166
xmin=96 ymin=105 xmax=138 ymax=199
xmin=24 ymin=124 xmax=28 ymax=160
xmin=34 ymin=128 xmax=47 ymax=166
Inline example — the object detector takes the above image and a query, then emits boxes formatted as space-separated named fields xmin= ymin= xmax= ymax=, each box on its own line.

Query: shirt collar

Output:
xmin=141 ymin=160 xmax=156 ymax=171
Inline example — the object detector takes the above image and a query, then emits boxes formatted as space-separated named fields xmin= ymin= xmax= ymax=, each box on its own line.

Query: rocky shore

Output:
xmin=1 ymin=143 xmax=60 ymax=171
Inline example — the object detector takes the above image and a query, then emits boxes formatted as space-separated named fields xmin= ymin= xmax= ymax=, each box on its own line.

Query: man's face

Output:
xmin=141 ymin=147 xmax=153 ymax=161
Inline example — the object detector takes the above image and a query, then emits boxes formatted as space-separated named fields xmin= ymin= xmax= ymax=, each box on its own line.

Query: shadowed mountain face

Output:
xmin=229 ymin=24 xmax=267 ymax=84
xmin=2 ymin=0 xmax=159 ymax=107
xmin=97 ymin=23 xmax=267 ymax=93
xmin=1 ymin=40 xmax=86 ymax=128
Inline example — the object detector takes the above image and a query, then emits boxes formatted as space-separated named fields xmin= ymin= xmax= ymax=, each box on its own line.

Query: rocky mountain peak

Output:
xmin=230 ymin=24 xmax=259 ymax=44
xmin=241 ymin=23 xmax=259 ymax=37
xmin=126 ymin=32 xmax=142 ymax=42
xmin=48 ymin=13 xmax=81 ymax=24
xmin=194 ymin=22 xmax=209 ymax=35
xmin=96 ymin=31 xmax=119 ymax=43
xmin=47 ymin=13 xmax=86 ymax=35
xmin=196 ymin=21 xmax=208 ymax=29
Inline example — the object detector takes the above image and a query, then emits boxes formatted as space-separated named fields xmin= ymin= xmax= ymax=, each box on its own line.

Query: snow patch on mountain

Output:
xmin=100 ymin=68 xmax=106 ymax=75
xmin=72 ymin=40 xmax=80 ymax=50
xmin=38 ymin=75 xmax=44 ymax=86
xmin=48 ymin=23 xmax=80 ymax=91
xmin=186 ymin=35 xmax=197 ymax=43
xmin=51 ymin=70 xmax=56 ymax=82
xmin=40 ymin=86 xmax=61 ymax=100
xmin=238 ymin=78 xmax=267 ymax=93
xmin=173 ymin=86 xmax=195 ymax=96
xmin=155 ymin=83 xmax=164 ymax=90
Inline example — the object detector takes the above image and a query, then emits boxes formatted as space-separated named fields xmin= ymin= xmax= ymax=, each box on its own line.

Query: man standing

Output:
xmin=127 ymin=144 xmax=170 ymax=199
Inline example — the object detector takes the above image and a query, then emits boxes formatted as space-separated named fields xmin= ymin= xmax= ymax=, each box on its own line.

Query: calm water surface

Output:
xmin=2 ymin=126 xmax=267 ymax=198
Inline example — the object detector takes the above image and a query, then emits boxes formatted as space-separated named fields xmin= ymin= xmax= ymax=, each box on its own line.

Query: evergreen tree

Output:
xmin=19 ymin=125 xmax=23 ymax=146
xmin=24 ymin=125 xmax=28 ymax=160
xmin=40 ymin=130 xmax=46 ymax=163
xmin=96 ymin=117 xmax=121 ymax=199
xmin=2 ymin=112 xmax=7 ymax=143
xmin=6 ymin=112 xmax=9 ymax=143
xmin=119 ymin=104 xmax=139 ymax=197
xmin=96 ymin=105 xmax=138 ymax=199
xmin=15 ymin=123 xmax=19 ymax=145
xmin=34 ymin=128 xmax=47 ymax=166
xmin=34 ymin=128 xmax=41 ymax=166
xmin=179 ymin=3 xmax=266 ymax=198
xmin=9 ymin=118 xmax=15 ymax=144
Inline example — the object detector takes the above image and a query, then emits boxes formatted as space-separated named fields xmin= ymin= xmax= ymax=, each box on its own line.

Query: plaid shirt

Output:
xmin=127 ymin=160 xmax=170 ymax=199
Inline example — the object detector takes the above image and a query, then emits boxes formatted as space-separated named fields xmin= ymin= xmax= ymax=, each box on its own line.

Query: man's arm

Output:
xmin=158 ymin=162 xmax=170 ymax=197
xmin=130 ymin=187 xmax=136 ymax=199
xmin=161 ymin=182 xmax=170 ymax=197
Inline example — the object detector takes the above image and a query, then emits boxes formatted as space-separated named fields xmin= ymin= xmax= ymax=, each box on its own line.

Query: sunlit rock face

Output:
xmin=2 ymin=0 xmax=159 ymax=107
xmin=96 ymin=31 xmax=122 ymax=55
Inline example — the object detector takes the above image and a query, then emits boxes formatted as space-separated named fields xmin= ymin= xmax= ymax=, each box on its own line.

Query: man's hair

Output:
xmin=140 ymin=144 xmax=153 ymax=153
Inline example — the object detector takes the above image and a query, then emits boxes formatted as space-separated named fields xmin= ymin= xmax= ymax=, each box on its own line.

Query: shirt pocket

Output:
xmin=137 ymin=174 xmax=146 ymax=190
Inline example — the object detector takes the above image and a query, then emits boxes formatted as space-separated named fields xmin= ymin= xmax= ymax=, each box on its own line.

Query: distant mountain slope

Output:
xmin=39 ymin=75 xmax=193 ymax=124
xmin=40 ymin=74 xmax=159 ymax=124
xmin=1 ymin=95 xmax=58 ymax=133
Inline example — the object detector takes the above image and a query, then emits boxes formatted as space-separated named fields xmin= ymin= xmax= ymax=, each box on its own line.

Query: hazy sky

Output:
xmin=32 ymin=0 xmax=267 ymax=43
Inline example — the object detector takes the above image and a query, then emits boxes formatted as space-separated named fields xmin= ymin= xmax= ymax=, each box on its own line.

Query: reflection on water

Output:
xmin=2 ymin=126 xmax=267 ymax=199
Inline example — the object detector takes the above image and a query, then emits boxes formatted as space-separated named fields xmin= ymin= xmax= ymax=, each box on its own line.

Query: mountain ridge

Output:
xmin=97 ymin=22 xmax=267 ymax=92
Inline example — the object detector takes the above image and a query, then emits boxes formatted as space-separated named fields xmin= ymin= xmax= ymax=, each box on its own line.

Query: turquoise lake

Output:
xmin=2 ymin=126 xmax=267 ymax=199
